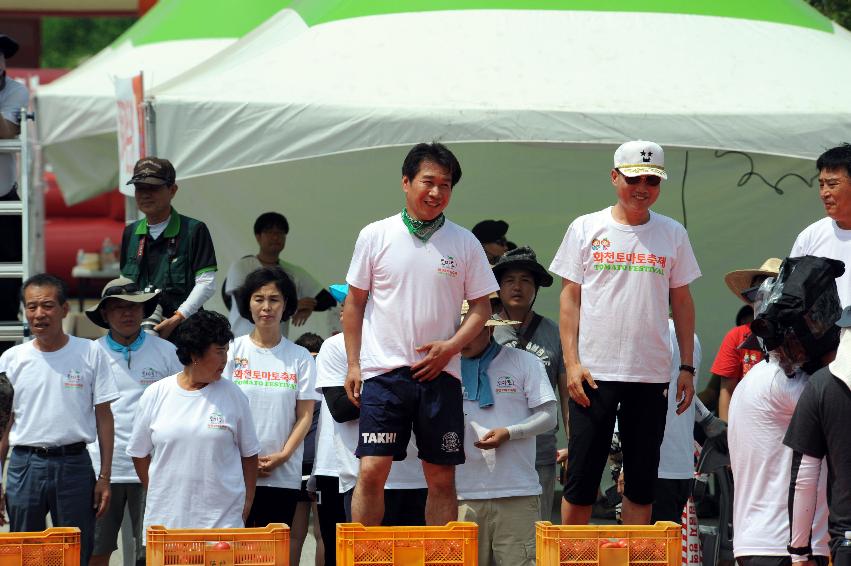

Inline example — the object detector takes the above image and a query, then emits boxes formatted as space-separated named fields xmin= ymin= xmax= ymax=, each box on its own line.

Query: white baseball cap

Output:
xmin=613 ymin=140 xmax=667 ymax=180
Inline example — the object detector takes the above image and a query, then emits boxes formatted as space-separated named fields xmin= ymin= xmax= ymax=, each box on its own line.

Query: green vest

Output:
xmin=122 ymin=211 xmax=199 ymax=316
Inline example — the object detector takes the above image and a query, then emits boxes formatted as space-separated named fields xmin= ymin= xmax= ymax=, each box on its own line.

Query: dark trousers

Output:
xmin=6 ymin=448 xmax=96 ymax=565
xmin=315 ymin=475 xmax=346 ymax=566
xmin=651 ymin=478 xmax=691 ymax=523
xmin=343 ymin=487 xmax=428 ymax=526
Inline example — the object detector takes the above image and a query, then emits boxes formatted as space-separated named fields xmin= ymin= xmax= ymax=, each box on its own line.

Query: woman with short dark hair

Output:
xmin=127 ymin=310 xmax=260 ymax=537
xmin=226 ymin=266 xmax=319 ymax=528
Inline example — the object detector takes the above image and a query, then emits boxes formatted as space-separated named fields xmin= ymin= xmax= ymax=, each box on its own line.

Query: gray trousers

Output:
xmin=536 ymin=463 xmax=557 ymax=521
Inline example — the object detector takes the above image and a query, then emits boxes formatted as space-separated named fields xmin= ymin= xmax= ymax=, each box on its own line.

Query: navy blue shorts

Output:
xmin=356 ymin=368 xmax=465 ymax=466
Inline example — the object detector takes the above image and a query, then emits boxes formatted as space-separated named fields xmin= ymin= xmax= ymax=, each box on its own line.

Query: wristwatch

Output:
xmin=679 ymin=364 xmax=696 ymax=375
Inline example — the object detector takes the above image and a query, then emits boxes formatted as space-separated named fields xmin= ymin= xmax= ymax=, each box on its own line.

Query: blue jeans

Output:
xmin=6 ymin=448 xmax=96 ymax=565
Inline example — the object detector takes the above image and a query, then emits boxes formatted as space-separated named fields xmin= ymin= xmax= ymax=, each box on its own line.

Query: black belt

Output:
xmin=14 ymin=442 xmax=87 ymax=456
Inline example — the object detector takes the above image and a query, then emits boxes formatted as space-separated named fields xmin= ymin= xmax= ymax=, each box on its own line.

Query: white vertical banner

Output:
xmin=115 ymin=73 xmax=146 ymax=195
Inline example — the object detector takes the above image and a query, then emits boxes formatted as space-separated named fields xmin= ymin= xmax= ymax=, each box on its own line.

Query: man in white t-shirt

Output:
xmin=457 ymin=308 xmax=556 ymax=565
xmin=84 ymin=277 xmax=181 ymax=566
xmin=225 ymin=212 xmax=329 ymax=337
xmin=550 ymin=140 xmax=701 ymax=525
xmin=343 ymin=142 xmax=500 ymax=526
xmin=0 ymin=274 xmax=119 ymax=566
xmin=729 ymin=255 xmax=843 ymax=566
xmin=790 ymin=144 xmax=851 ymax=307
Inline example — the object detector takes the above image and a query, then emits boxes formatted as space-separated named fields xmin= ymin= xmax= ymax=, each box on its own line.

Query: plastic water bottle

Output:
xmin=76 ymin=248 xmax=85 ymax=267
xmin=100 ymin=238 xmax=116 ymax=270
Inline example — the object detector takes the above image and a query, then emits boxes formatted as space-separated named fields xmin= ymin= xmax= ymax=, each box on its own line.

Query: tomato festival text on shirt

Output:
xmin=592 ymin=250 xmax=668 ymax=277
xmin=233 ymin=367 xmax=299 ymax=390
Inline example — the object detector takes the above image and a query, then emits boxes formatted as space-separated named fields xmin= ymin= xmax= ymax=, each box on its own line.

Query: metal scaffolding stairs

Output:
xmin=0 ymin=109 xmax=35 ymax=343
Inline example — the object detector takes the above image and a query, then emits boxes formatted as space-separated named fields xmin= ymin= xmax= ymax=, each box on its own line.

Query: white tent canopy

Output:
xmin=150 ymin=1 xmax=847 ymax=370
xmin=152 ymin=1 xmax=851 ymax=178
xmin=35 ymin=0 xmax=291 ymax=204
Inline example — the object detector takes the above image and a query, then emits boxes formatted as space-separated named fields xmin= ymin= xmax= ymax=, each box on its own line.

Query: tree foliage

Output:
xmin=807 ymin=0 xmax=851 ymax=29
xmin=41 ymin=17 xmax=137 ymax=69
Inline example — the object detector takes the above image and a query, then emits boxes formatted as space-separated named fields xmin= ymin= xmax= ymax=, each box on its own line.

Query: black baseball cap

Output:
xmin=0 ymin=36 xmax=19 ymax=59
xmin=127 ymin=157 xmax=176 ymax=186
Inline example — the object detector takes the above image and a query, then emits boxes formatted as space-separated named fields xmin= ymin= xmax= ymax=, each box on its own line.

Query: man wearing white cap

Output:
xmin=84 ymin=278 xmax=181 ymax=566
xmin=550 ymin=140 xmax=701 ymax=525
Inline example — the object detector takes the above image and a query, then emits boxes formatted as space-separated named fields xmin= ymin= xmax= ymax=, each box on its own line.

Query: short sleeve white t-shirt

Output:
xmin=314 ymin=333 xmax=426 ymax=493
xmin=790 ymin=217 xmax=851 ymax=307
xmin=549 ymin=207 xmax=701 ymax=383
xmin=0 ymin=336 xmax=119 ymax=447
xmin=657 ymin=320 xmax=702 ymax=480
xmin=225 ymin=256 xmax=323 ymax=338
xmin=0 ymin=79 xmax=29 ymax=197
xmin=456 ymin=347 xmax=556 ymax=500
xmin=88 ymin=335 xmax=181 ymax=482
xmin=126 ymin=375 xmax=261 ymax=538
xmin=223 ymin=335 xmax=320 ymax=489
xmin=312 ymin=399 xmax=338 ymax=477
xmin=728 ymin=359 xmax=829 ymax=557
xmin=346 ymin=215 xmax=499 ymax=380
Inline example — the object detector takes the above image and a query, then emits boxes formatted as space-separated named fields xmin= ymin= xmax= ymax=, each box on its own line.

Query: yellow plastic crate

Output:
xmin=336 ymin=522 xmax=478 ymax=566
xmin=145 ymin=523 xmax=289 ymax=566
xmin=536 ymin=521 xmax=682 ymax=566
xmin=0 ymin=527 xmax=80 ymax=566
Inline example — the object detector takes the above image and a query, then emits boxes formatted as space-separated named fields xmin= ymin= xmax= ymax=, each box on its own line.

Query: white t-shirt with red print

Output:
xmin=224 ymin=335 xmax=320 ymax=489
xmin=549 ymin=207 xmax=701 ymax=383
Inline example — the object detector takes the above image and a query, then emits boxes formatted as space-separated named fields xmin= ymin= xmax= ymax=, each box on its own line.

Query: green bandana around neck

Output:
xmin=401 ymin=208 xmax=445 ymax=242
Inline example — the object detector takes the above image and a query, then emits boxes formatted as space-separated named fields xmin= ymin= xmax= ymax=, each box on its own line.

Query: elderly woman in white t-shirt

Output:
xmin=127 ymin=310 xmax=261 ymax=536
xmin=225 ymin=266 xmax=319 ymax=528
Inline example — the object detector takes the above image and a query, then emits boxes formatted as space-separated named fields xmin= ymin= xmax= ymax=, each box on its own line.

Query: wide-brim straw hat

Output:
xmin=724 ymin=258 xmax=782 ymax=304
xmin=85 ymin=277 xmax=159 ymax=329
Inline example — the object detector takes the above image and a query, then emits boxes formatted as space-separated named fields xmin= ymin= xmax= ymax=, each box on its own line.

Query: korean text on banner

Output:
xmin=115 ymin=73 xmax=146 ymax=194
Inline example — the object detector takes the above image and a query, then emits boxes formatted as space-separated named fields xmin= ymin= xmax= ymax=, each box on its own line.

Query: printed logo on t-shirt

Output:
xmin=441 ymin=432 xmax=461 ymax=453
xmin=591 ymin=243 xmax=668 ymax=276
xmin=591 ymin=237 xmax=612 ymax=251
xmin=139 ymin=367 xmax=162 ymax=386
xmin=207 ymin=410 xmax=228 ymax=430
xmin=63 ymin=369 xmax=83 ymax=390
xmin=437 ymin=256 xmax=459 ymax=278
xmin=232 ymin=357 xmax=298 ymax=390
xmin=495 ymin=376 xmax=518 ymax=394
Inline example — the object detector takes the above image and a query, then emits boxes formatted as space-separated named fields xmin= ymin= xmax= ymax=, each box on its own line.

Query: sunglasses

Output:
xmin=618 ymin=170 xmax=662 ymax=186
xmin=104 ymin=283 xmax=140 ymax=297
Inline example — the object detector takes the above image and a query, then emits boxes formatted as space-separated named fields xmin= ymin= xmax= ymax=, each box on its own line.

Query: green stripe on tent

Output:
xmin=116 ymin=0 xmax=290 ymax=46
xmin=292 ymin=0 xmax=832 ymax=32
